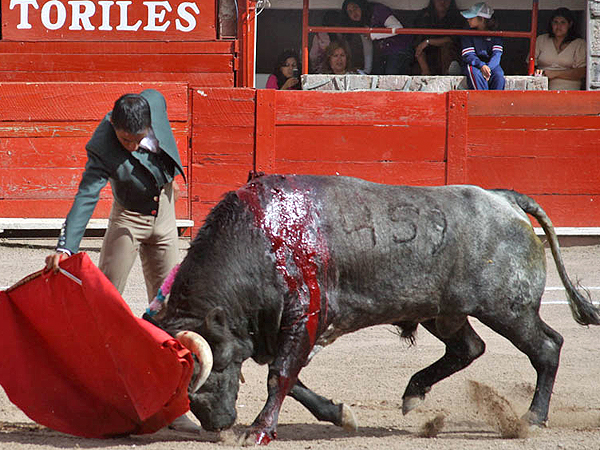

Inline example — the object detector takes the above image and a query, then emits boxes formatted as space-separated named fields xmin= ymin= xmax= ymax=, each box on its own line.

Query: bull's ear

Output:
xmin=205 ymin=306 xmax=227 ymax=332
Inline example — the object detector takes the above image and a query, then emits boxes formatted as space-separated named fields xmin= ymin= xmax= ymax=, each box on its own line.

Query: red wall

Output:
xmin=1 ymin=84 xmax=598 ymax=235
xmin=192 ymin=88 xmax=600 ymax=232
xmin=0 ymin=82 xmax=191 ymax=219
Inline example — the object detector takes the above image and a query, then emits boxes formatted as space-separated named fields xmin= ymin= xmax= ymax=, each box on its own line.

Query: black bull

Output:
xmin=158 ymin=174 xmax=600 ymax=444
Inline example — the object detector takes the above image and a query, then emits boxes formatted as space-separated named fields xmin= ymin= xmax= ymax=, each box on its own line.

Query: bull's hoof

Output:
xmin=402 ymin=395 xmax=425 ymax=415
xmin=239 ymin=429 xmax=276 ymax=446
xmin=340 ymin=404 xmax=358 ymax=432
xmin=521 ymin=411 xmax=548 ymax=428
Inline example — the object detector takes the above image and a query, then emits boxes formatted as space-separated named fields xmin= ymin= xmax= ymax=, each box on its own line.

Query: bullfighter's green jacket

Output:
xmin=57 ymin=89 xmax=185 ymax=254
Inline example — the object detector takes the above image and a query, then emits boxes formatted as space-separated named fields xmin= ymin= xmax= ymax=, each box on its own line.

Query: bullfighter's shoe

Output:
xmin=168 ymin=414 xmax=201 ymax=433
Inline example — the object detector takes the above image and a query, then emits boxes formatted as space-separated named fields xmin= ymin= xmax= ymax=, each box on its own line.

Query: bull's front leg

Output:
xmin=244 ymin=322 xmax=313 ymax=445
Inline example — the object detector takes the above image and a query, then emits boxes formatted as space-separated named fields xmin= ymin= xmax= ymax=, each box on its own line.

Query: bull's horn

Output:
xmin=176 ymin=331 xmax=213 ymax=392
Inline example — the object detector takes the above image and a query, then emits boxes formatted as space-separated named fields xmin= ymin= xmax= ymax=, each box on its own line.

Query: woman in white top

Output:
xmin=535 ymin=7 xmax=586 ymax=90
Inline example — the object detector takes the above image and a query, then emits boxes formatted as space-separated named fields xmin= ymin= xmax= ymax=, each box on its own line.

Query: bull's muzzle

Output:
xmin=176 ymin=331 xmax=213 ymax=392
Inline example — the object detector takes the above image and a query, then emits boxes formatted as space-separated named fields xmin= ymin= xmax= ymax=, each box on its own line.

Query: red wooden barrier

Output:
xmin=2 ymin=85 xmax=599 ymax=235
xmin=0 ymin=82 xmax=191 ymax=220
xmin=0 ymin=42 xmax=235 ymax=85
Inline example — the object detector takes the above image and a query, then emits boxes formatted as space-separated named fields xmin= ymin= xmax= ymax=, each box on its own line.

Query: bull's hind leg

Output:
xmin=289 ymin=380 xmax=358 ymax=431
xmin=477 ymin=311 xmax=563 ymax=425
xmin=402 ymin=318 xmax=486 ymax=414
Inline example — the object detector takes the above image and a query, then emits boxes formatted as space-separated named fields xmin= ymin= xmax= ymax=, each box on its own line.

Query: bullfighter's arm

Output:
xmin=58 ymin=151 xmax=110 ymax=255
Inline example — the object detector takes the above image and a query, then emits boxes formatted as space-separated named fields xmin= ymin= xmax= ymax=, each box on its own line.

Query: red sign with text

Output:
xmin=1 ymin=0 xmax=215 ymax=40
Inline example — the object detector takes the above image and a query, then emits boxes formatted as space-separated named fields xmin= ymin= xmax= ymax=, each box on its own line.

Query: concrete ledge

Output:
xmin=534 ymin=227 xmax=600 ymax=236
xmin=0 ymin=218 xmax=194 ymax=234
xmin=302 ymin=74 xmax=548 ymax=92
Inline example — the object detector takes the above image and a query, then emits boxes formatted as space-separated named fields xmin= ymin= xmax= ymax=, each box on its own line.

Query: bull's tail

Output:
xmin=496 ymin=190 xmax=600 ymax=326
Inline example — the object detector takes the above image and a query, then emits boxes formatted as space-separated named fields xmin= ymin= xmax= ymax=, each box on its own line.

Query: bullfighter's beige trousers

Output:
xmin=99 ymin=182 xmax=179 ymax=303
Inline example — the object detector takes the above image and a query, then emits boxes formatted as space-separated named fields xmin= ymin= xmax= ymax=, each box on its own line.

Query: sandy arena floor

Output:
xmin=1 ymin=237 xmax=600 ymax=449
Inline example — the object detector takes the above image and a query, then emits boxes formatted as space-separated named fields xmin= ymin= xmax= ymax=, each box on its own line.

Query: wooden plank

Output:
xmin=446 ymin=91 xmax=468 ymax=185
xmin=0 ymin=122 xmax=189 ymax=138
xmin=470 ymin=115 xmax=600 ymax=131
xmin=271 ymin=161 xmax=446 ymax=186
xmin=0 ymin=136 xmax=190 ymax=167
xmin=466 ymin=157 xmax=600 ymax=195
xmin=468 ymin=91 xmax=600 ymax=116
xmin=274 ymin=125 xmax=445 ymax=162
xmin=0 ymin=199 xmax=189 ymax=218
xmin=467 ymin=129 xmax=600 ymax=158
xmin=255 ymin=89 xmax=276 ymax=173
xmin=193 ymin=88 xmax=255 ymax=127
xmin=192 ymin=126 xmax=254 ymax=158
xmin=0 ymin=82 xmax=189 ymax=121
xmin=0 ymin=54 xmax=232 ymax=74
xmin=1 ymin=169 xmax=190 ymax=199
xmin=530 ymin=194 xmax=600 ymax=228
xmin=0 ymin=72 xmax=234 ymax=86
xmin=190 ymin=163 xmax=253 ymax=187
xmin=0 ymin=41 xmax=235 ymax=54
xmin=274 ymin=91 xmax=447 ymax=126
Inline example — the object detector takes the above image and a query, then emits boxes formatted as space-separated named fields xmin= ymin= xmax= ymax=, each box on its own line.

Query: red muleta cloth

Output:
xmin=0 ymin=253 xmax=193 ymax=438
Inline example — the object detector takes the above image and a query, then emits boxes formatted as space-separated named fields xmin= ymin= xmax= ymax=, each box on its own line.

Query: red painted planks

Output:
xmin=274 ymin=91 xmax=447 ymax=126
xmin=272 ymin=161 xmax=446 ymax=186
xmin=255 ymin=89 xmax=276 ymax=173
xmin=466 ymin=157 xmax=600 ymax=195
xmin=468 ymin=91 xmax=600 ymax=117
xmin=446 ymin=91 xmax=468 ymax=185
xmin=0 ymin=82 xmax=189 ymax=121
xmin=0 ymin=54 xmax=232 ymax=74
xmin=0 ymin=199 xmax=189 ymax=219
xmin=0 ymin=136 xmax=189 ymax=167
xmin=192 ymin=126 xmax=254 ymax=159
xmin=467 ymin=128 xmax=600 ymax=158
xmin=0 ymin=72 xmax=234 ymax=86
xmin=469 ymin=115 xmax=600 ymax=131
xmin=273 ymin=125 xmax=445 ymax=162
xmin=0 ymin=41 xmax=234 ymax=54
xmin=530 ymin=195 xmax=600 ymax=228
xmin=193 ymin=88 xmax=255 ymax=127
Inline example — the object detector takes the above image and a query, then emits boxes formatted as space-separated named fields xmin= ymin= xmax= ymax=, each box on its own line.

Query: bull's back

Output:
xmin=237 ymin=175 xmax=545 ymax=332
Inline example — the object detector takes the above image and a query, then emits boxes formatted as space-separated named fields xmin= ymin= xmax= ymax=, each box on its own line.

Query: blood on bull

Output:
xmin=158 ymin=174 xmax=600 ymax=445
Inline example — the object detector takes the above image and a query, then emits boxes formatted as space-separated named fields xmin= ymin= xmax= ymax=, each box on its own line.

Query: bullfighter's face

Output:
xmin=112 ymin=127 xmax=149 ymax=153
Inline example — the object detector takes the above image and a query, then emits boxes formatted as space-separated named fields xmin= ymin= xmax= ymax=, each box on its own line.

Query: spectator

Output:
xmin=460 ymin=2 xmax=505 ymax=90
xmin=413 ymin=0 xmax=466 ymax=75
xmin=535 ymin=7 xmax=586 ymax=90
xmin=341 ymin=0 xmax=414 ymax=75
xmin=310 ymin=10 xmax=344 ymax=73
xmin=266 ymin=49 xmax=302 ymax=90
xmin=323 ymin=40 xmax=356 ymax=75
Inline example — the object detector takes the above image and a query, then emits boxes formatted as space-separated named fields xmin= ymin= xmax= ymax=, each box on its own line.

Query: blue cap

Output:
xmin=461 ymin=2 xmax=494 ymax=19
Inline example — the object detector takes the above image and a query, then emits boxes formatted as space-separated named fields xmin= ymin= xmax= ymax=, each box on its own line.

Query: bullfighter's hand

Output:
xmin=45 ymin=252 xmax=68 ymax=273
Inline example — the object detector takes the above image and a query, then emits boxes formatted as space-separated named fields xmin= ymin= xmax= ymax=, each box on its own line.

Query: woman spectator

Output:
xmin=535 ymin=8 xmax=586 ymax=90
xmin=341 ymin=0 xmax=413 ymax=75
xmin=413 ymin=0 xmax=466 ymax=75
xmin=324 ymin=41 xmax=356 ymax=75
xmin=460 ymin=2 xmax=505 ymax=90
xmin=265 ymin=50 xmax=302 ymax=90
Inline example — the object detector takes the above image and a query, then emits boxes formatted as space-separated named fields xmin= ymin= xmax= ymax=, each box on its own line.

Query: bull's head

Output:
xmin=177 ymin=306 xmax=252 ymax=431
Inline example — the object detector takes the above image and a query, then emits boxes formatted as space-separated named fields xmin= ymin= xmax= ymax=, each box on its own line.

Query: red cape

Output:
xmin=0 ymin=253 xmax=193 ymax=438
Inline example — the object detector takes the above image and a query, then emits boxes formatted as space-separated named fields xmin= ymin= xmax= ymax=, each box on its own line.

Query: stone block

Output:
xmin=301 ymin=74 xmax=547 ymax=92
